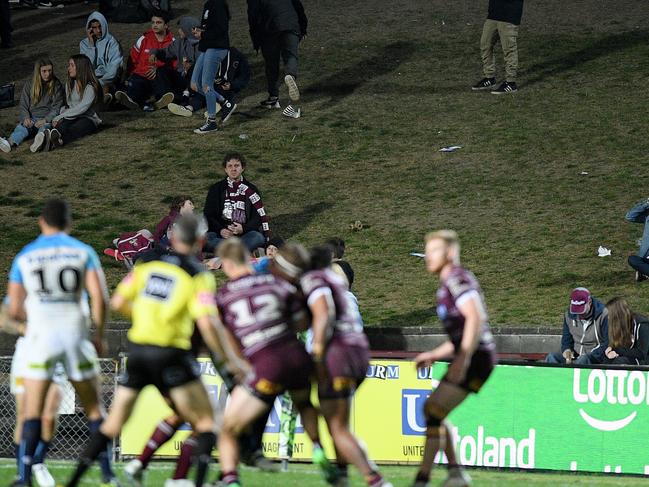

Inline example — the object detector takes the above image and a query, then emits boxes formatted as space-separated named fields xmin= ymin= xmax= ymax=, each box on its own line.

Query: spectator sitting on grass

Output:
xmin=625 ymin=198 xmax=649 ymax=282
xmin=43 ymin=54 xmax=103 ymax=151
xmin=203 ymin=152 xmax=269 ymax=253
xmin=545 ymin=287 xmax=608 ymax=365
xmin=603 ymin=297 xmax=649 ymax=366
xmin=80 ymin=12 xmax=124 ymax=104
xmin=114 ymin=11 xmax=176 ymax=112
xmin=0 ymin=59 xmax=64 ymax=153
xmin=168 ymin=46 xmax=250 ymax=118
xmin=153 ymin=195 xmax=195 ymax=248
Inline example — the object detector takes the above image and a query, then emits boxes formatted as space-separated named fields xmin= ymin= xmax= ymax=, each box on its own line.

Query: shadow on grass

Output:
xmin=272 ymin=202 xmax=334 ymax=239
xmin=303 ymin=41 xmax=417 ymax=104
xmin=525 ymin=30 xmax=649 ymax=86
xmin=373 ymin=307 xmax=436 ymax=327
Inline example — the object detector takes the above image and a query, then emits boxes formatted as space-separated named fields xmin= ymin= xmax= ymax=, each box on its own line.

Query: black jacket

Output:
xmin=199 ymin=0 xmax=230 ymax=51
xmin=487 ymin=0 xmax=524 ymax=26
xmin=608 ymin=315 xmax=649 ymax=365
xmin=203 ymin=178 xmax=263 ymax=234
xmin=215 ymin=47 xmax=250 ymax=93
xmin=247 ymin=0 xmax=307 ymax=50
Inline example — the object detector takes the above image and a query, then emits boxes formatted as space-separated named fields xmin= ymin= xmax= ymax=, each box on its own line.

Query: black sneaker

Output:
xmin=220 ymin=100 xmax=237 ymax=123
xmin=259 ymin=96 xmax=280 ymax=109
xmin=194 ymin=119 xmax=219 ymax=134
xmin=491 ymin=81 xmax=518 ymax=95
xmin=471 ymin=77 xmax=496 ymax=91
xmin=636 ymin=271 xmax=648 ymax=283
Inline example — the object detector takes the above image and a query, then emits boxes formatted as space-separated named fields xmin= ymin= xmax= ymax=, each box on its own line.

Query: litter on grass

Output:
xmin=439 ymin=146 xmax=462 ymax=152
xmin=410 ymin=252 xmax=425 ymax=258
xmin=597 ymin=246 xmax=611 ymax=257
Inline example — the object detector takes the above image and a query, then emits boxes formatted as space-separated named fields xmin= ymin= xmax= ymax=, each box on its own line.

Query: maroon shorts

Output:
xmin=319 ymin=338 xmax=369 ymax=399
xmin=442 ymin=349 xmax=496 ymax=393
xmin=246 ymin=341 xmax=313 ymax=404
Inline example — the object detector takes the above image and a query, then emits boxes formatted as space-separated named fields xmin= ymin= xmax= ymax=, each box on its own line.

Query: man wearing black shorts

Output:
xmin=411 ymin=230 xmax=497 ymax=487
xmin=66 ymin=215 xmax=243 ymax=487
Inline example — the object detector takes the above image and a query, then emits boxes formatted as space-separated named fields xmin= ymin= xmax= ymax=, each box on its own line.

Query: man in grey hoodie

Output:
xmin=79 ymin=11 xmax=123 ymax=102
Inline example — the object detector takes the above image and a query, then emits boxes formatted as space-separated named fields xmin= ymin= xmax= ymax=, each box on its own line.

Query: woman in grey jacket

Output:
xmin=45 ymin=54 xmax=102 ymax=151
xmin=0 ymin=59 xmax=64 ymax=153
xmin=604 ymin=297 xmax=649 ymax=365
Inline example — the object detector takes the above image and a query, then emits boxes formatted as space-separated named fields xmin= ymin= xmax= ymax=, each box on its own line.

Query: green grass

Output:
xmin=1 ymin=1 xmax=649 ymax=326
xmin=0 ymin=460 xmax=646 ymax=486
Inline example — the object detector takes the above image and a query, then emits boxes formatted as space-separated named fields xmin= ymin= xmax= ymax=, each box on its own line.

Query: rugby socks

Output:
xmin=19 ymin=418 xmax=41 ymax=483
xmin=14 ymin=443 xmax=20 ymax=474
xmin=336 ymin=462 xmax=349 ymax=481
xmin=89 ymin=419 xmax=115 ymax=482
xmin=414 ymin=471 xmax=430 ymax=484
xmin=173 ymin=436 xmax=197 ymax=479
xmin=140 ymin=419 xmax=178 ymax=467
xmin=194 ymin=431 xmax=217 ymax=487
xmin=221 ymin=470 xmax=240 ymax=485
xmin=33 ymin=439 xmax=51 ymax=464
xmin=367 ymin=472 xmax=385 ymax=486
xmin=67 ymin=430 xmax=110 ymax=487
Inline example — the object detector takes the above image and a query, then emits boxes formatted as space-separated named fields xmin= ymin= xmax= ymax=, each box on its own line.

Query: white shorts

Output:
xmin=22 ymin=329 xmax=99 ymax=382
xmin=10 ymin=338 xmax=69 ymax=394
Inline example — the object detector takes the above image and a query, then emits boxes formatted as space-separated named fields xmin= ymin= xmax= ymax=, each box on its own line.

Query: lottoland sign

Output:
xmin=120 ymin=360 xmax=649 ymax=474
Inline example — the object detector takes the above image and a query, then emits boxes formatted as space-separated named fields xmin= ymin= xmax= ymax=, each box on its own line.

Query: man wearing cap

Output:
xmin=545 ymin=288 xmax=608 ymax=365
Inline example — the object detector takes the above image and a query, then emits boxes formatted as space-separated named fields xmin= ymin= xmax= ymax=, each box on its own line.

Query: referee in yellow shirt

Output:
xmin=67 ymin=214 xmax=243 ymax=487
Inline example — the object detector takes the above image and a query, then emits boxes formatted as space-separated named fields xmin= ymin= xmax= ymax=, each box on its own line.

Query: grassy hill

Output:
xmin=1 ymin=0 xmax=648 ymax=327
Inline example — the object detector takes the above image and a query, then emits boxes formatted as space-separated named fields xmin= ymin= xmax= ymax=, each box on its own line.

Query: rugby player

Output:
xmin=410 ymin=230 xmax=496 ymax=487
xmin=288 ymin=245 xmax=392 ymax=487
xmin=7 ymin=199 xmax=113 ymax=487
xmin=66 ymin=214 xmax=241 ymax=487
xmin=214 ymin=239 xmax=325 ymax=487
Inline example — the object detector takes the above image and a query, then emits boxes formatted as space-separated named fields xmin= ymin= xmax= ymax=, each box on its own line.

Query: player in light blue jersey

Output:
xmin=6 ymin=199 xmax=119 ymax=487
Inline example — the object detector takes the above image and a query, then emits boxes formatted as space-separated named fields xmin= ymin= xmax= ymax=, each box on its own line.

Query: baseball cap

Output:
xmin=570 ymin=287 xmax=591 ymax=315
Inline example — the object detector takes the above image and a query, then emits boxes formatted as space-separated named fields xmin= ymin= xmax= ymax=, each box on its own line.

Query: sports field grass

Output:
xmin=1 ymin=0 xmax=648 ymax=326
xmin=0 ymin=460 xmax=647 ymax=486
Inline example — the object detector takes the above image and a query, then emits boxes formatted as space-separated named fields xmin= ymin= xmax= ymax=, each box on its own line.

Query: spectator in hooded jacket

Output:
xmin=168 ymin=46 xmax=250 ymax=118
xmin=114 ymin=11 xmax=176 ymax=112
xmin=247 ymin=0 xmax=307 ymax=119
xmin=0 ymin=59 xmax=64 ymax=153
xmin=191 ymin=0 xmax=236 ymax=134
xmin=43 ymin=54 xmax=102 ymax=151
xmin=603 ymin=297 xmax=649 ymax=366
xmin=79 ymin=11 xmax=124 ymax=103
xmin=545 ymin=287 xmax=609 ymax=365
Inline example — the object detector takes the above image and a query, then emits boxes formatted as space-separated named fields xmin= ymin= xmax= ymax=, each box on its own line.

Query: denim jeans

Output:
xmin=625 ymin=200 xmax=649 ymax=258
xmin=10 ymin=119 xmax=50 ymax=146
xmin=545 ymin=352 xmax=591 ymax=365
xmin=205 ymin=230 xmax=265 ymax=253
xmin=191 ymin=49 xmax=227 ymax=118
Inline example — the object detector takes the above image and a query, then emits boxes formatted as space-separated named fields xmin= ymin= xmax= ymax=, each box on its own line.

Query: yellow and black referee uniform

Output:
xmin=114 ymin=251 xmax=217 ymax=391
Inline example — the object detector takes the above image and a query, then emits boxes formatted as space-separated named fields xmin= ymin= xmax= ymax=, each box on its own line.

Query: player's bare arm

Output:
xmin=7 ymin=281 xmax=27 ymax=322
xmin=414 ymin=341 xmax=455 ymax=369
xmin=110 ymin=291 xmax=132 ymax=318
xmin=196 ymin=315 xmax=250 ymax=382
xmin=308 ymin=294 xmax=332 ymax=360
xmin=86 ymin=268 xmax=109 ymax=355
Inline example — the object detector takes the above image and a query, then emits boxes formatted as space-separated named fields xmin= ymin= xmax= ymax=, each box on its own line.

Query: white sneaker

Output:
xmin=124 ymin=458 xmax=143 ymax=485
xmin=284 ymin=74 xmax=300 ymax=101
xmin=0 ymin=136 xmax=11 ymax=153
xmin=168 ymin=103 xmax=194 ymax=117
xmin=164 ymin=479 xmax=195 ymax=487
xmin=30 ymin=131 xmax=46 ymax=152
xmin=282 ymin=104 xmax=301 ymax=119
xmin=442 ymin=468 xmax=472 ymax=487
xmin=32 ymin=463 xmax=55 ymax=487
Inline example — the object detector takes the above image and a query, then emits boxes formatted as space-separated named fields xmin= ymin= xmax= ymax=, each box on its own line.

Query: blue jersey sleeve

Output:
xmin=85 ymin=246 xmax=101 ymax=271
xmin=8 ymin=257 xmax=23 ymax=284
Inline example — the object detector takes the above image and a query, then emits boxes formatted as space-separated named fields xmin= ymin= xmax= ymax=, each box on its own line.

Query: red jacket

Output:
xmin=128 ymin=29 xmax=176 ymax=77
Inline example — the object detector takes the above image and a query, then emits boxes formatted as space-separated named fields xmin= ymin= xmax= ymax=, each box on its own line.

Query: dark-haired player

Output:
xmin=278 ymin=244 xmax=392 ymax=487
xmin=7 ymin=199 xmax=114 ymax=487
xmin=215 ymin=238 xmax=325 ymax=487
xmin=66 ymin=214 xmax=240 ymax=487
xmin=411 ymin=230 xmax=496 ymax=487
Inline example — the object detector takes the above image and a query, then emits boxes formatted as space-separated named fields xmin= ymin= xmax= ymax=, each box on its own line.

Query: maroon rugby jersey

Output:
xmin=300 ymin=269 xmax=369 ymax=349
xmin=436 ymin=265 xmax=495 ymax=352
xmin=216 ymin=273 xmax=302 ymax=359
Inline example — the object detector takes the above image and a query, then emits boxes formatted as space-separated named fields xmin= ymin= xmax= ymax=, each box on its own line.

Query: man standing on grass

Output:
xmin=472 ymin=0 xmax=524 ymax=94
xmin=247 ymin=0 xmax=307 ymax=118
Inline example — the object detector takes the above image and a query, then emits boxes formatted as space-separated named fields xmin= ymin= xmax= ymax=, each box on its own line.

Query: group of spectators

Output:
xmin=545 ymin=287 xmax=649 ymax=366
xmin=1 ymin=0 xmax=307 ymax=151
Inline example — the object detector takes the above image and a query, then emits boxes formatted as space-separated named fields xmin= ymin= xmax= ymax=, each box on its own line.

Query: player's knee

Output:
xmin=193 ymin=416 xmax=216 ymax=434
xmin=166 ymin=414 xmax=183 ymax=429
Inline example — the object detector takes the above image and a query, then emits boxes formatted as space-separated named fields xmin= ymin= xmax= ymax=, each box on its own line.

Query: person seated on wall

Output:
xmin=602 ymin=297 xmax=649 ymax=366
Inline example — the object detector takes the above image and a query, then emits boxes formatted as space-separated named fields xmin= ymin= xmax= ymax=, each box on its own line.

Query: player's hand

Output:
xmin=148 ymin=53 xmax=158 ymax=64
xmin=445 ymin=355 xmax=468 ymax=385
xmin=414 ymin=350 xmax=438 ymax=369
xmin=52 ymin=119 xmax=60 ymax=128
xmin=227 ymin=358 xmax=251 ymax=384
xmin=0 ymin=305 xmax=25 ymax=336
xmin=605 ymin=347 xmax=618 ymax=359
